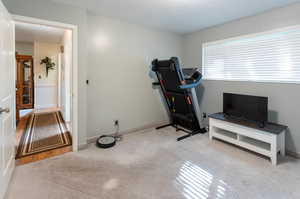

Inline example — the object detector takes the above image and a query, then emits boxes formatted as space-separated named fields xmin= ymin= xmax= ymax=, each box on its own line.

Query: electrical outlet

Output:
xmin=114 ymin=120 xmax=119 ymax=126
xmin=203 ymin=113 xmax=207 ymax=118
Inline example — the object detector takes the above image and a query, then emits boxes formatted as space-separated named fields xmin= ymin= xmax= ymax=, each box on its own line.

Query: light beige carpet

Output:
xmin=16 ymin=111 xmax=72 ymax=158
xmin=6 ymin=128 xmax=300 ymax=199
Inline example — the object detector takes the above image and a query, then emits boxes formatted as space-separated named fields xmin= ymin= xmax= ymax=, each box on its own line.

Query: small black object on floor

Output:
xmin=96 ymin=135 xmax=116 ymax=148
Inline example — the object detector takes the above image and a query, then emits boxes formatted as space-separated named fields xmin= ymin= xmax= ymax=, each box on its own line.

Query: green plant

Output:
xmin=40 ymin=57 xmax=55 ymax=77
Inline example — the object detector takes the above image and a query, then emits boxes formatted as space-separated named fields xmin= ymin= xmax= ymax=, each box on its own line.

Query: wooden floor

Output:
xmin=16 ymin=113 xmax=72 ymax=166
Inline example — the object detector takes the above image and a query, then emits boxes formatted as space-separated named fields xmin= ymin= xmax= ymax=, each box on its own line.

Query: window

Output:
xmin=202 ymin=26 xmax=300 ymax=83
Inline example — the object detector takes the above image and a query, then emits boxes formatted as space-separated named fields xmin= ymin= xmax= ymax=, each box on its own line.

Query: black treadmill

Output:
xmin=151 ymin=57 xmax=206 ymax=141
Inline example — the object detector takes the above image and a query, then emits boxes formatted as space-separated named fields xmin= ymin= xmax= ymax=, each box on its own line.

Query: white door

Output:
xmin=0 ymin=1 xmax=15 ymax=199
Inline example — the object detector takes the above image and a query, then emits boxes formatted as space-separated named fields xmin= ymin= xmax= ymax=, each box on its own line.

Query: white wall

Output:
xmin=60 ymin=30 xmax=72 ymax=122
xmin=34 ymin=42 xmax=60 ymax=109
xmin=3 ymin=0 xmax=88 ymax=147
xmin=4 ymin=0 xmax=182 ymax=146
xmin=34 ymin=42 xmax=60 ymax=85
xmin=182 ymin=2 xmax=300 ymax=154
xmin=15 ymin=41 xmax=33 ymax=55
xmin=87 ymin=13 xmax=182 ymax=138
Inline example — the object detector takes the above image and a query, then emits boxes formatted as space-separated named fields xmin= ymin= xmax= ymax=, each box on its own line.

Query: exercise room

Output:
xmin=0 ymin=0 xmax=300 ymax=199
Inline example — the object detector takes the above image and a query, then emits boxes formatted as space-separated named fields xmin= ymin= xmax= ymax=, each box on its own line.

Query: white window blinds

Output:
xmin=202 ymin=26 xmax=300 ymax=83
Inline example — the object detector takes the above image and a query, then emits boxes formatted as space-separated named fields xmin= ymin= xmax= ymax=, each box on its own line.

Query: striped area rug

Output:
xmin=16 ymin=111 xmax=72 ymax=159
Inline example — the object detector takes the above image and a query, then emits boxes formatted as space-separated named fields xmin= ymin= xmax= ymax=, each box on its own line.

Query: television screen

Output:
xmin=223 ymin=93 xmax=268 ymax=123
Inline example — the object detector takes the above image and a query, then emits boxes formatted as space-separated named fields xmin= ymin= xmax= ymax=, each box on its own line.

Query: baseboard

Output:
xmin=35 ymin=104 xmax=58 ymax=109
xmin=87 ymin=121 xmax=168 ymax=144
xmin=78 ymin=143 xmax=88 ymax=150
xmin=19 ymin=109 xmax=34 ymax=118
xmin=35 ymin=84 xmax=57 ymax=87
xmin=287 ymin=150 xmax=300 ymax=159
xmin=2 ymin=157 xmax=15 ymax=199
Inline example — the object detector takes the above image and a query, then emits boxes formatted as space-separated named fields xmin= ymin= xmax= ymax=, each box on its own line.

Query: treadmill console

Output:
xmin=182 ymin=68 xmax=198 ymax=77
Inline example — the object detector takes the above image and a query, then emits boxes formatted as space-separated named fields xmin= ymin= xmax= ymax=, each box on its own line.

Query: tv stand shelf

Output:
xmin=209 ymin=113 xmax=287 ymax=165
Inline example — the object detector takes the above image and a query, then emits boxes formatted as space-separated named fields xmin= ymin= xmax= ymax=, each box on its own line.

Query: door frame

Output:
xmin=13 ymin=15 xmax=79 ymax=152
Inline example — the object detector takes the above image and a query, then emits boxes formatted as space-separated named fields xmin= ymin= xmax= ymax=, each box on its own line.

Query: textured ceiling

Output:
xmin=51 ymin=0 xmax=300 ymax=34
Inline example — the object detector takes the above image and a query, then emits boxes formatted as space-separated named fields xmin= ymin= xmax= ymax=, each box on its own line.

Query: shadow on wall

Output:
xmin=269 ymin=110 xmax=278 ymax=123
xmin=148 ymin=64 xmax=171 ymax=123
xmin=195 ymin=84 xmax=205 ymax=109
xmin=195 ymin=84 xmax=206 ymax=124
xmin=285 ymin=128 xmax=295 ymax=154
xmin=269 ymin=109 xmax=295 ymax=154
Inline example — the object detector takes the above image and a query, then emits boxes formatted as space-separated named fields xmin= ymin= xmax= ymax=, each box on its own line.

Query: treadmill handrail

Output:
xmin=179 ymin=71 xmax=203 ymax=89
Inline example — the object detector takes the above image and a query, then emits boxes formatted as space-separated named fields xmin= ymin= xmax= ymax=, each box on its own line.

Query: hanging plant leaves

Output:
xmin=40 ymin=56 xmax=55 ymax=77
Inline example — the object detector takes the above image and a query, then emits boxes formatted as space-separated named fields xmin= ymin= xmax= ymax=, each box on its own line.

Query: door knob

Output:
xmin=0 ymin=108 xmax=10 ymax=114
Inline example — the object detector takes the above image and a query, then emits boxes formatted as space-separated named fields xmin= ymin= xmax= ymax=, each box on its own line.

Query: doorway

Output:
xmin=13 ymin=16 xmax=78 ymax=164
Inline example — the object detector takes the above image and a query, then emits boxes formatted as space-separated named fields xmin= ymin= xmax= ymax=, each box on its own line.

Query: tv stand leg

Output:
xmin=280 ymin=131 xmax=286 ymax=156
xmin=271 ymin=137 xmax=277 ymax=165
xmin=271 ymin=155 xmax=277 ymax=166
xmin=209 ymin=125 xmax=214 ymax=140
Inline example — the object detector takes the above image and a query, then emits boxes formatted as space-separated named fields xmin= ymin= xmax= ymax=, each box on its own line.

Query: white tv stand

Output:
xmin=209 ymin=113 xmax=287 ymax=165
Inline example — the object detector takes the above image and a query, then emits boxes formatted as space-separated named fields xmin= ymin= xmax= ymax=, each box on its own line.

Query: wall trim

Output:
xmin=34 ymin=85 xmax=58 ymax=112
xmin=2 ymin=156 xmax=15 ymax=199
xmin=35 ymin=104 xmax=58 ymax=110
xmin=287 ymin=150 xmax=300 ymax=159
xmin=87 ymin=121 xmax=168 ymax=144
xmin=35 ymin=84 xmax=57 ymax=88
xmin=78 ymin=143 xmax=88 ymax=150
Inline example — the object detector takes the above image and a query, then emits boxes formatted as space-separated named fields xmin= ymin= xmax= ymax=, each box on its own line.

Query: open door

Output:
xmin=0 ymin=1 xmax=16 ymax=199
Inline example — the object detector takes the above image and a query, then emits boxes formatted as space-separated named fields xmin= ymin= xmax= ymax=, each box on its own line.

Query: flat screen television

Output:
xmin=223 ymin=93 xmax=268 ymax=125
